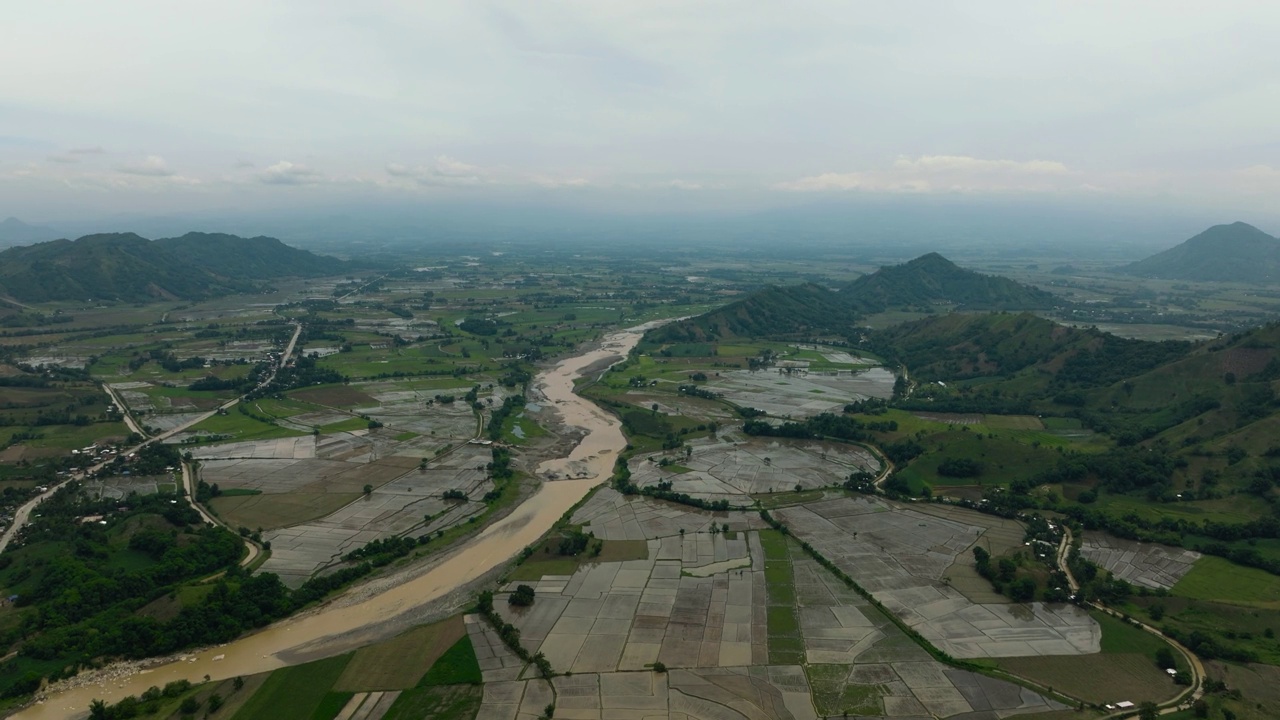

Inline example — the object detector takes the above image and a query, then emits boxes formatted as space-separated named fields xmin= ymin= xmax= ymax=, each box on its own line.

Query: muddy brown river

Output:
xmin=16 ymin=326 xmax=649 ymax=719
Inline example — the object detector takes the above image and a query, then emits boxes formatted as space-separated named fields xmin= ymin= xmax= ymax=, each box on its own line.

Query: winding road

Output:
xmin=1057 ymin=527 xmax=1205 ymax=716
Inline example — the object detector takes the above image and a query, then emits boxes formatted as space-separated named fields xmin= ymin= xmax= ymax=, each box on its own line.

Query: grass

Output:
xmin=805 ymin=665 xmax=882 ymax=717
xmin=381 ymin=684 xmax=482 ymax=720
xmin=394 ymin=431 xmax=418 ymax=441
xmin=187 ymin=410 xmax=307 ymax=443
xmin=1095 ymin=610 xmax=1177 ymax=659
xmin=754 ymin=488 xmax=828 ymax=509
xmin=318 ymin=417 xmax=372 ymax=434
xmin=334 ymin=616 xmax=467 ymax=691
xmin=418 ymin=635 xmax=482 ymax=687
xmin=209 ymin=492 xmax=362 ymax=531
xmin=1173 ymin=555 xmax=1280 ymax=608
xmin=760 ymin=529 xmax=804 ymax=664
xmin=311 ymin=692 xmax=355 ymax=720
xmin=993 ymin=653 xmax=1178 ymax=706
xmin=231 ymin=653 xmax=353 ymax=720
xmin=509 ymin=539 xmax=649 ymax=581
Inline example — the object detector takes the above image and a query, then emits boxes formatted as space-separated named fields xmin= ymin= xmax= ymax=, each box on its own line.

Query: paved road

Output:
xmin=0 ymin=323 xmax=300 ymax=555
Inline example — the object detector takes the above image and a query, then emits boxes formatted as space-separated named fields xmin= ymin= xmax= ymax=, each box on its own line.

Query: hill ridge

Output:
xmin=0 ymin=232 xmax=349 ymax=302
xmin=1122 ymin=222 xmax=1280 ymax=282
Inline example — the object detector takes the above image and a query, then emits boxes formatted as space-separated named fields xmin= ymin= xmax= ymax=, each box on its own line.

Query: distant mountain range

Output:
xmin=1121 ymin=222 xmax=1280 ymax=283
xmin=0 ymin=232 xmax=349 ymax=302
xmin=646 ymin=253 xmax=1060 ymax=343
xmin=0 ymin=217 xmax=60 ymax=247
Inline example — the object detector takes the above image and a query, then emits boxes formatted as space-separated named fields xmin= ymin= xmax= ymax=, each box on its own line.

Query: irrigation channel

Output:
xmin=16 ymin=323 xmax=653 ymax=720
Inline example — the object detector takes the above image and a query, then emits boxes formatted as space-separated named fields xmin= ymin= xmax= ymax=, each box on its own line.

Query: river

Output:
xmin=16 ymin=324 xmax=649 ymax=720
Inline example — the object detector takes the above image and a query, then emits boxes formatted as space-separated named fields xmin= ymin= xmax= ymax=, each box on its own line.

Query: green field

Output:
xmin=187 ymin=410 xmax=307 ymax=443
xmin=231 ymin=653 xmax=353 ymax=720
xmin=417 ymin=636 xmax=482 ymax=687
xmin=1173 ymin=556 xmax=1280 ymax=608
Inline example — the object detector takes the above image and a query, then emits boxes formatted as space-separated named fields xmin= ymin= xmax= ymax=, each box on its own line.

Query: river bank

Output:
xmin=14 ymin=324 xmax=650 ymax=720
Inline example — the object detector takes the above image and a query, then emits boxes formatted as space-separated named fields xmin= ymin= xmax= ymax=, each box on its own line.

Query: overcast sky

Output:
xmin=2 ymin=1 xmax=1278 ymax=221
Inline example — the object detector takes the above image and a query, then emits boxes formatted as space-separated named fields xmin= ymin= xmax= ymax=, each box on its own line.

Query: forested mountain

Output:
xmin=1121 ymin=222 xmax=1280 ymax=283
xmin=865 ymin=312 xmax=1191 ymax=388
xmin=842 ymin=253 xmax=1060 ymax=312
xmin=645 ymin=283 xmax=857 ymax=342
xmin=0 ymin=232 xmax=349 ymax=302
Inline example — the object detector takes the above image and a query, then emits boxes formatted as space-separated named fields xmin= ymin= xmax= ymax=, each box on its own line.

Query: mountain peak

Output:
xmin=1122 ymin=223 xmax=1280 ymax=282
xmin=843 ymin=254 xmax=1057 ymax=312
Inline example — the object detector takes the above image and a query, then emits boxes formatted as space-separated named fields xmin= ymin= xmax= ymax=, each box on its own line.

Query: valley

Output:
xmin=0 ymin=226 xmax=1279 ymax=720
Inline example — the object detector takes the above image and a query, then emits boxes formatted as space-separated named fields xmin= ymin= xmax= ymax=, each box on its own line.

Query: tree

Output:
xmin=652 ymin=661 xmax=667 ymax=673
xmin=180 ymin=696 xmax=202 ymax=714
xmin=363 ymin=484 xmax=373 ymax=495
xmin=1137 ymin=701 xmax=1159 ymax=720
xmin=509 ymin=584 xmax=536 ymax=607
xmin=1155 ymin=646 xmax=1177 ymax=670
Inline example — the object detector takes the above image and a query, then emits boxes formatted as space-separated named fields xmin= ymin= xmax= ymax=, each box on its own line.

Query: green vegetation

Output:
xmin=1174 ymin=556 xmax=1280 ymax=608
xmin=760 ymin=529 xmax=804 ymax=664
xmin=0 ymin=232 xmax=349 ymax=303
xmin=418 ymin=636 xmax=482 ymax=687
xmin=1122 ymin=222 xmax=1280 ymax=284
xmin=842 ymin=252 xmax=1060 ymax=312
xmin=230 ymin=654 xmax=353 ymax=720
xmin=382 ymin=685 xmax=482 ymax=720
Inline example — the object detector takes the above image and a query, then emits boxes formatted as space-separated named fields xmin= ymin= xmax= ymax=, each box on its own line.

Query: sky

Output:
xmin=2 ymin=1 xmax=1279 ymax=222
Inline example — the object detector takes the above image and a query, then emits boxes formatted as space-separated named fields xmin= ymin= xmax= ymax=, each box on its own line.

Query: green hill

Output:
xmin=865 ymin=312 xmax=1190 ymax=388
xmin=644 ymin=283 xmax=856 ymax=343
xmin=842 ymin=253 xmax=1061 ymax=312
xmin=0 ymin=232 xmax=348 ymax=302
xmin=1121 ymin=222 xmax=1280 ymax=283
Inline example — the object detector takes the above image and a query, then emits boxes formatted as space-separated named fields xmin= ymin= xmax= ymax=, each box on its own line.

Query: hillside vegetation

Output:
xmin=1122 ymin=222 xmax=1280 ymax=283
xmin=0 ymin=232 xmax=349 ymax=302
xmin=841 ymin=252 xmax=1061 ymax=312
xmin=647 ymin=253 xmax=1059 ymax=344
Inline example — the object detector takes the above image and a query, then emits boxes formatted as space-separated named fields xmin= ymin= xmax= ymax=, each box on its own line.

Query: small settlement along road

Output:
xmin=0 ymin=323 xmax=301 ymax=555
xmin=1057 ymin=527 xmax=1206 ymax=717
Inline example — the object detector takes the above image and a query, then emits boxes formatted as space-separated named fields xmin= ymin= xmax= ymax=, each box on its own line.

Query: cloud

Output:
xmin=115 ymin=155 xmax=173 ymax=176
xmin=259 ymin=160 xmax=319 ymax=185
xmin=233 ymin=160 xmax=255 ymax=169
xmin=387 ymin=156 xmax=492 ymax=186
xmin=892 ymin=155 xmax=1069 ymax=175
xmin=779 ymin=155 xmax=1074 ymax=193
xmin=665 ymin=179 xmax=704 ymax=190
xmin=532 ymin=175 xmax=590 ymax=188
xmin=68 ymin=146 xmax=105 ymax=155
xmin=46 ymin=154 xmax=80 ymax=164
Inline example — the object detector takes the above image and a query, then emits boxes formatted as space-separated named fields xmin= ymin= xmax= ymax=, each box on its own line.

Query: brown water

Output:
xmin=16 ymin=326 xmax=647 ymax=720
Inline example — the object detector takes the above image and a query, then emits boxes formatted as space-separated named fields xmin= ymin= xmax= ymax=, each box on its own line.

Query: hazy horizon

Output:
xmin=3 ymin=2 xmax=1279 ymax=231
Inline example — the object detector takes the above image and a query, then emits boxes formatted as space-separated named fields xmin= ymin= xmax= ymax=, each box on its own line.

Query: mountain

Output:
xmin=644 ymin=284 xmax=856 ymax=343
xmin=0 ymin=217 xmax=59 ymax=247
xmin=1121 ymin=222 xmax=1280 ymax=283
xmin=864 ymin=312 xmax=1190 ymax=386
xmin=842 ymin=253 xmax=1061 ymax=312
xmin=0 ymin=232 xmax=349 ymax=302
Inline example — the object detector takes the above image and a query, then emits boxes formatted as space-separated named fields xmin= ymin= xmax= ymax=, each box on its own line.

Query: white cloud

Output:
xmin=115 ymin=155 xmax=172 ymax=176
xmin=779 ymin=155 xmax=1075 ymax=193
xmin=665 ymin=179 xmax=703 ymax=190
xmin=892 ymin=155 xmax=1069 ymax=175
xmin=46 ymin=154 xmax=79 ymax=164
xmin=259 ymin=160 xmax=319 ymax=185
xmin=68 ymin=146 xmax=104 ymax=155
